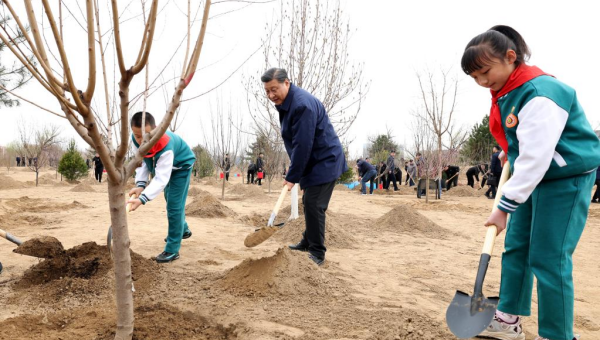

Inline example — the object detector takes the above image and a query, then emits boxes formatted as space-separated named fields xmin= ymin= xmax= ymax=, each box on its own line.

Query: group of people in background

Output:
xmin=246 ymin=152 xmax=264 ymax=185
xmin=14 ymin=156 xmax=35 ymax=167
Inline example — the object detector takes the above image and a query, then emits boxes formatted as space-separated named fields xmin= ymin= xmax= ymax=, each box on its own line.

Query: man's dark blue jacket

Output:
xmin=490 ymin=151 xmax=502 ymax=174
xmin=276 ymin=83 xmax=347 ymax=188
xmin=357 ymin=160 xmax=375 ymax=177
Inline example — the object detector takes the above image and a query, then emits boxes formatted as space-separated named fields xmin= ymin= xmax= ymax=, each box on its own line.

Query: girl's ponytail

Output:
xmin=489 ymin=25 xmax=531 ymax=64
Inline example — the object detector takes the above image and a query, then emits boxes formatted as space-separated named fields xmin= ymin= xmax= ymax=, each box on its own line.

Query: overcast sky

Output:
xmin=1 ymin=0 xmax=599 ymax=158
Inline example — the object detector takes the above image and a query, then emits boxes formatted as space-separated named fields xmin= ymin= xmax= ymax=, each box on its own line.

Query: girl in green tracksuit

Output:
xmin=461 ymin=25 xmax=600 ymax=340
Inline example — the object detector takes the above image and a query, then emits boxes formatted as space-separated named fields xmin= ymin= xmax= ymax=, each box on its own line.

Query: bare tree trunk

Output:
xmin=35 ymin=170 xmax=39 ymax=187
xmin=221 ymin=174 xmax=226 ymax=199
xmin=108 ymin=180 xmax=134 ymax=340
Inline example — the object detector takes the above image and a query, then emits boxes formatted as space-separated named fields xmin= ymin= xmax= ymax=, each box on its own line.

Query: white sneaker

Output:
xmin=477 ymin=315 xmax=525 ymax=340
xmin=534 ymin=335 xmax=580 ymax=340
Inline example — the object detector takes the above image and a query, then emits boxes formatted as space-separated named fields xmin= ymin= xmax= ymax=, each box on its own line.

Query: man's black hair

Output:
xmin=131 ymin=111 xmax=156 ymax=128
xmin=261 ymin=68 xmax=289 ymax=83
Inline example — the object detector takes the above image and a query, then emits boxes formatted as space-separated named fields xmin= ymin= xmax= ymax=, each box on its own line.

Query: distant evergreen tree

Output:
xmin=461 ymin=115 xmax=496 ymax=164
xmin=0 ymin=14 xmax=32 ymax=108
xmin=58 ymin=139 xmax=88 ymax=181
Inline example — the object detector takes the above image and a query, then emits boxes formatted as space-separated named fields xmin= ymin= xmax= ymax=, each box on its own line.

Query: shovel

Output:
xmin=446 ymin=161 xmax=511 ymax=339
xmin=244 ymin=185 xmax=288 ymax=247
xmin=107 ymin=194 xmax=136 ymax=258
xmin=1 ymin=228 xmax=64 ymax=259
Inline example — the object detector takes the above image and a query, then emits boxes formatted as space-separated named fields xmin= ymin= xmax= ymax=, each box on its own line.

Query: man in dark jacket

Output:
xmin=222 ymin=153 xmax=231 ymax=181
xmin=466 ymin=164 xmax=486 ymax=188
xmin=443 ymin=165 xmax=460 ymax=190
xmin=386 ymin=151 xmax=399 ymax=191
xmin=92 ymin=153 xmax=104 ymax=183
xmin=486 ymin=146 xmax=503 ymax=199
xmin=256 ymin=153 xmax=264 ymax=186
xmin=357 ymin=157 xmax=377 ymax=195
xmin=262 ymin=67 xmax=347 ymax=266
xmin=247 ymin=162 xmax=256 ymax=184
xmin=378 ymin=161 xmax=387 ymax=188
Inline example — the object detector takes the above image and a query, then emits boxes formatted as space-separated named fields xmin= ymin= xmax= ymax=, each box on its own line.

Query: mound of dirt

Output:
xmin=0 ymin=174 xmax=29 ymax=190
xmin=203 ymin=177 xmax=230 ymax=187
xmin=188 ymin=186 xmax=209 ymax=197
xmin=227 ymin=184 xmax=265 ymax=198
xmin=272 ymin=214 xmax=356 ymax=249
xmin=238 ymin=213 xmax=268 ymax=228
xmin=186 ymin=193 xmax=236 ymax=218
xmin=0 ymin=213 xmax=52 ymax=230
xmin=14 ymin=236 xmax=65 ymax=258
xmin=334 ymin=184 xmax=350 ymax=191
xmin=445 ymin=185 xmax=485 ymax=197
xmin=0 ymin=302 xmax=237 ymax=340
xmin=13 ymin=242 xmax=160 ymax=304
xmin=375 ymin=204 xmax=454 ymax=239
xmin=5 ymin=196 xmax=88 ymax=213
xmin=218 ymin=247 xmax=347 ymax=297
xmin=279 ymin=200 xmax=305 ymax=217
xmin=70 ymin=183 xmax=95 ymax=192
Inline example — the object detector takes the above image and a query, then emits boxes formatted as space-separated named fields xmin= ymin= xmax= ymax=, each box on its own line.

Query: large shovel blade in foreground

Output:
xmin=1 ymin=228 xmax=64 ymax=259
xmin=446 ymin=162 xmax=511 ymax=338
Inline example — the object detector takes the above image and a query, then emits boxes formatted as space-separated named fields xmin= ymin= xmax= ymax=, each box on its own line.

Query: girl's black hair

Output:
xmin=461 ymin=25 xmax=531 ymax=75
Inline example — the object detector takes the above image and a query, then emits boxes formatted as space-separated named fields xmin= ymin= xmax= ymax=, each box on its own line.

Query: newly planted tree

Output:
xmin=0 ymin=1 xmax=212 ymax=338
xmin=58 ymin=139 xmax=88 ymax=182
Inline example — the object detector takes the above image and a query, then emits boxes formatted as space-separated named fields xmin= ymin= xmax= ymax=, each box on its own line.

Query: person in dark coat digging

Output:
xmin=261 ymin=67 xmax=347 ymax=266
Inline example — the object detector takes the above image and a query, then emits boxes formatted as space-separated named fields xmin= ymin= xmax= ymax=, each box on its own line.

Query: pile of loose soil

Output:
xmin=186 ymin=193 xmax=236 ymax=218
xmin=445 ymin=185 xmax=486 ymax=197
xmin=188 ymin=186 xmax=209 ymax=197
xmin=366 ymin=314 xmax=454 ymax=340
xmin=227 ymin=184 xmax=266 ymax=198
xmin=238 ymin=213 xmax=268 ymax=228
xmin=0 ymin=302 xmax=237 ymax=340
xmin=70 ymin=183 xmax=95 ymax=192
xmin=12 ymin=242 xmax=160 ymax=304
xmin=0 ymin=174 xmax=28 ymax=190
xmin=279 ymin=201 xmax=305 ymax=217
xmin=218 ymin=247 xmax=347 ymax=297
xmin=0 ymin=213 xmax=51 ymax=230
xmin=334 ymin=184 xmax=350 ymax=191
xmin=203 ymin=177 xmax=230 ymax=188
xmin=13 ymin=236 xmax=65 ymax=258
xmin=272 ymin=214 xmax=356 ymax=249
xmin=5 ymin=196 xmax=88 ymax=213
xmin=374 ymin=204 xmax=455 ymax=239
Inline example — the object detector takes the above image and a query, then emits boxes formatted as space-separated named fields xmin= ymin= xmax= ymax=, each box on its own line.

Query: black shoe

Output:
xmin=164 ymin=230 xmax=192 ymax=242
xmin=308 ymin=254 xmax=324 ymax=266
xmin=488 ymin=195 xmax=495 ymax=199
xmin=155 ymin=251 xmax=180 ymax=263
xmin=289 ymin=242 xmax=309 ymax=252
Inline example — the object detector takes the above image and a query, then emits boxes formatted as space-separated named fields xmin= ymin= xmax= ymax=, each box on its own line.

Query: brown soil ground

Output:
xmin=1 ymin=168 xmax=599 ymax=340
xmin=227 ymin=184 xmax=266 ymax=198
xmin=70 ymin=183 xmax=96 ymax=192
xmin=444 ymin=185 xmax=486 ymax=197
xmin=185 ymin=192 xmax=236 ymax=218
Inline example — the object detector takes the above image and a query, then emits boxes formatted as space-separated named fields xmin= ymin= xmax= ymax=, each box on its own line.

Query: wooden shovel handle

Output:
xmin=272 ymin=186 xmax=288 ymax=216
xmin=481 ymin=161 xmax=511 ymax=256
xmin=126 ymin=194 xmax=137 ymax=213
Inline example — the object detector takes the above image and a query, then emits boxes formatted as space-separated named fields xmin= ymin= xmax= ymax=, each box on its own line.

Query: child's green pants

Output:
xmin=164 ymin=168 xmax=192 ymax=254
xmin=498 ymin=171 xmax=594 ymax=340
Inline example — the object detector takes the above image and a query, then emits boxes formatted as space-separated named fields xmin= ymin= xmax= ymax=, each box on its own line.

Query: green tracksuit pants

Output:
xmin=498 ymin=171 xmax=595 ymax=340
xmin=164 ymin=168 xmax=192 ymax=254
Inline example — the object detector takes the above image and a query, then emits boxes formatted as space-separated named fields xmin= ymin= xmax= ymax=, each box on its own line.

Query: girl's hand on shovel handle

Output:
xmin=485 ymin=209 xmax=508 ymax=236
xmin=127 ymin=197 xmax=143 ymax=212
xmin=129 ymin=187 xmax=144 ymax=197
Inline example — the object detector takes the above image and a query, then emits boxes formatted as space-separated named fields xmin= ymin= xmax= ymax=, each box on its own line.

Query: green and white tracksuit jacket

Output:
xmin=496 ymin=75 xmax=600 ymax=213
xmin=132 ymin=131 xmax=196 ymax=204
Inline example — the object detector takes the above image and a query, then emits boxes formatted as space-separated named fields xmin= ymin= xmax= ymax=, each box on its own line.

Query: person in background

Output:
xmin=222 ymin=153 xmax=231 ymax=181
xmin=256 ymin=153 xmax=264 ymax=186
xmin=592 ymin=166 xmax=600 ymax=203
xmin=386 ymin=150 xmax=399 ymax=191
xmin=92 ymin=153 xmax=104 ymax=183
xmin=486 ymin=146 xmax=503 ymax=199
xmin=247 ymin=162 xmax=256 ymax=184
xmin=378 ymin=161 xmax=387 ymax=189
xmin=467 ymin=164 xmax=486 ymax=188
xmin=443 ymin=165 xmax=460 ymax=190
xmin=357 ymin=157 xmax=377 ymax=195
xmin=406 ymin=159 xmax=417 ymax=186
xmin=394 ymin=161 xmax=403 ymax=186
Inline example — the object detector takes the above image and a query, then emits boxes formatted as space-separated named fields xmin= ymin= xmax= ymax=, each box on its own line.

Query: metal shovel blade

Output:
xmin=446 ymin=290 xmax=498 ymax=339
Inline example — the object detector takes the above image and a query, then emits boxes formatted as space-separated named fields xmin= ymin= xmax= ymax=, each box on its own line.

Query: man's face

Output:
xmin=132 ymin=125 xmax=152 ymax=145
xmin=263 ymin=79 xmax=290 ymax=105
xmin=391 ymin=152 xmax=395 ymax=157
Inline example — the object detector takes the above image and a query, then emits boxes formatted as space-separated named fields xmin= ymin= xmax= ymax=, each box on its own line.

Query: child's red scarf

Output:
xmin=144 ymin=134 xmax=170 ymax=158
xmin=489 ymin=64 xmax=549 ymax=153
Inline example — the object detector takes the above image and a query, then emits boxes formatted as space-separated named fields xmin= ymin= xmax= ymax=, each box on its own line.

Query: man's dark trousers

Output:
xmin=95 ymin=167 xmax=104 ymax=183
xmin=300 ymin=180 xmax=335 ymax=260
xmin=386 ymin=173 xmax=398 ymax=191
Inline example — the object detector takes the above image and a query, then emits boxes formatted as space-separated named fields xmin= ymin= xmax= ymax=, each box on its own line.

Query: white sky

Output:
xmin=1 ymin=0 xmax=599 ymax=158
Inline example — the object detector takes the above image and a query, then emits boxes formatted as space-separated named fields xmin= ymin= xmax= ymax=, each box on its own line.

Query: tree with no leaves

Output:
xmin=17 ymin=121 xmax=60 ymax=186
xmin=0 ymin=1 xmax=212 ymax=339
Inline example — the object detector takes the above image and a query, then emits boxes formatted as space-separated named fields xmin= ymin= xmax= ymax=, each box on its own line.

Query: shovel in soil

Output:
xmin=244 ymin=186 xmax=288 ymax=247
xmin=1 ymin=228 xmax=64 ymax=259
xmin=446 ymin=161 xmax=511 ymax=339
xmin=107 ymin=194 xmax=136 ymax=258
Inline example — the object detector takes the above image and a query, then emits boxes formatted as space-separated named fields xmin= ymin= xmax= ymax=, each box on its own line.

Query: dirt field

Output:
xmin=1 ymin=168 xmax=599 ymax=340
